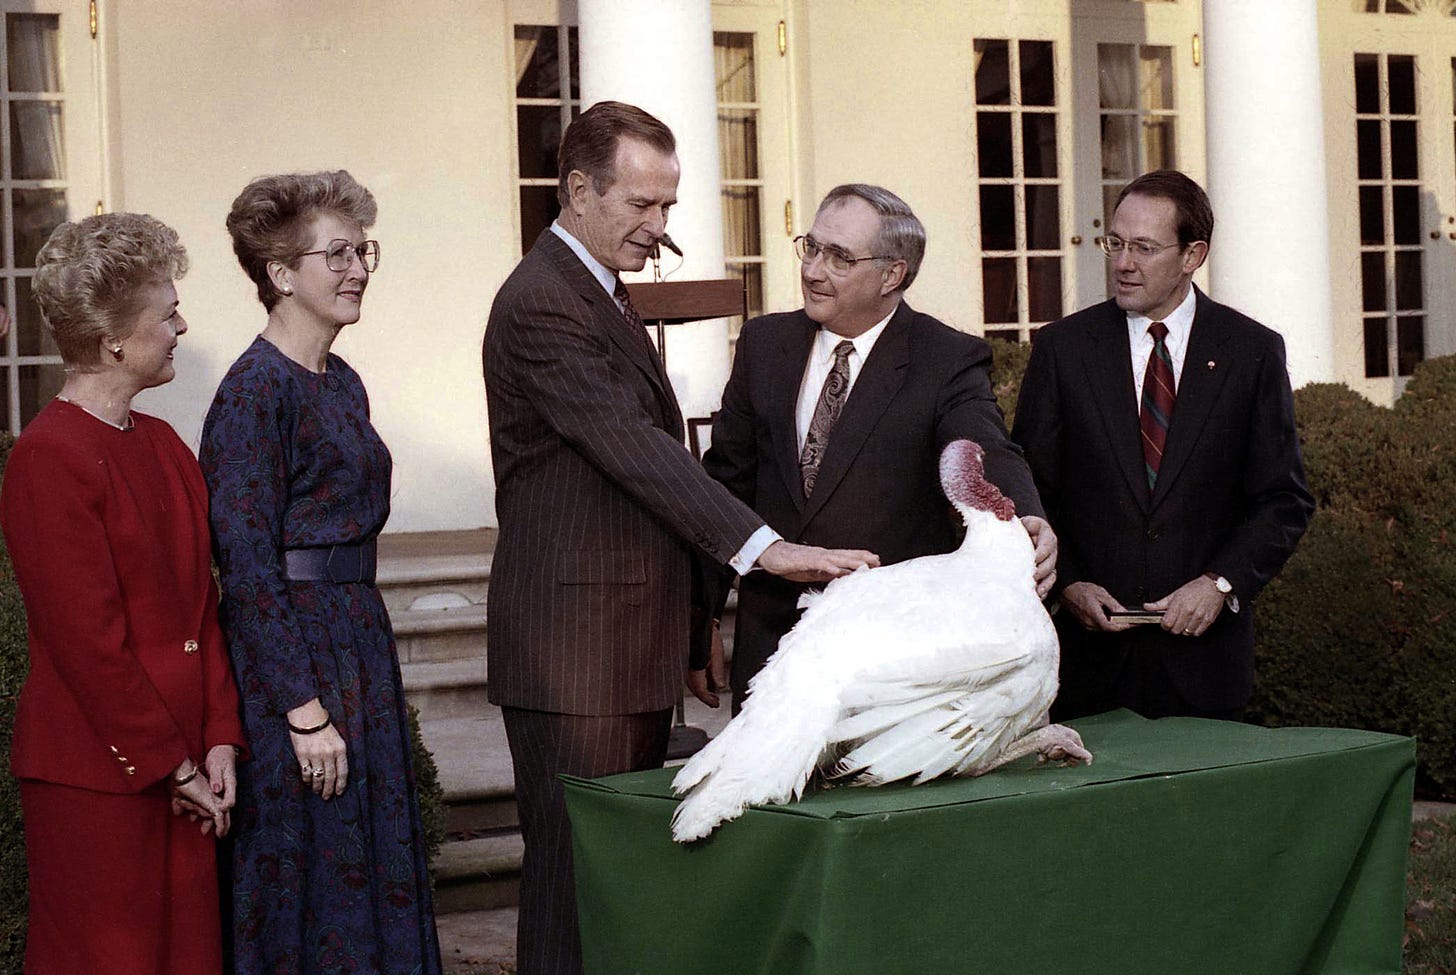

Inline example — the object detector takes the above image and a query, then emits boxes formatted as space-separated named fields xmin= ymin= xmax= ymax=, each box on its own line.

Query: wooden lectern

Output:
xmin=623 ymin=278 xmax=746 ymax=759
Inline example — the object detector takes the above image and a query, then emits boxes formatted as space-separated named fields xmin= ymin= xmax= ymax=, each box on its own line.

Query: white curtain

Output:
xmin=8 ymin=15 xmax=63 ymax=181
xmin=715 ymin=34 xmax=756 ymax=259
xmin=1098 ymin=44 xmax=1137 ymax=181
xmin=514 ymin=28 xmax=542 ymax=88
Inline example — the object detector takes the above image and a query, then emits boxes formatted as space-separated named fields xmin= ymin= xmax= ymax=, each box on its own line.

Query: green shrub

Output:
xmin=1250 ymin=359 xmax=1456 ymax=796
xmin=988 ymin=337 xmax=1033 ymax=428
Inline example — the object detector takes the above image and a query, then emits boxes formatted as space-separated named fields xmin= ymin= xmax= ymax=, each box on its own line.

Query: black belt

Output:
xmin=281 ymin=539 xmax=378 ymax=585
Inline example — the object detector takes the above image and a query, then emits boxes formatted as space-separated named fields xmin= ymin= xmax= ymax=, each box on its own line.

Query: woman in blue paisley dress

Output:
xmin=200 ymin=170 xmax=441 ymax=975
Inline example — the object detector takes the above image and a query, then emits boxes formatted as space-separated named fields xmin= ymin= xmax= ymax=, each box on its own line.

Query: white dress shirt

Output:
xmin=795 ymin=309 xmax=896 ymax=454
xmin=1127 ymin=285 xmax=1197 ymax=408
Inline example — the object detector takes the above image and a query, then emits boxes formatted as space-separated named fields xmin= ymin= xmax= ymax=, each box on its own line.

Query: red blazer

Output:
xmin=2 ymin=401 xmax=244 ymax=792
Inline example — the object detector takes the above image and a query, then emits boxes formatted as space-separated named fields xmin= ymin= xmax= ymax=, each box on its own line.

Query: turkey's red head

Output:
xmin=939 ymin=439 xmax=1017 ymax=522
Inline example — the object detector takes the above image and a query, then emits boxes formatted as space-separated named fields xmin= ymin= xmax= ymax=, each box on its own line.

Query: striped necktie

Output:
xmin=1139 ymin=320 xmax=1175 ymax=492
xmin=799 ymin=340 xmax=855 ymax=498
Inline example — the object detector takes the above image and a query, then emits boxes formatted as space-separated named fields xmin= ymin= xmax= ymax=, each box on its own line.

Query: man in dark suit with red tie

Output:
xmin=1012 ymin=170 xmax=1314 ymax=721
xmin=482 ymin=102 xmax=876 ymax=975
xmin=700 ymin=183 xmax=1058 ymax=711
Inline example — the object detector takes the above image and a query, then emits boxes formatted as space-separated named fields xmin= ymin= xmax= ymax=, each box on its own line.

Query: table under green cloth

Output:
xmin=562 ymin=710 xmax=1415 ymax=975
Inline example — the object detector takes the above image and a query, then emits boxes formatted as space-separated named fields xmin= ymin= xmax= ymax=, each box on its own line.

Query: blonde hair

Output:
xmin=32 ymin=212 xmax=188 ymax=369
xmin=226 ymin=170 xmax=377 ymax=310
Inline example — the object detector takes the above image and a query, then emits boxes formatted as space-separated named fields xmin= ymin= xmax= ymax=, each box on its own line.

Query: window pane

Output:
xmin=1392 ymin=185 xmax=1420 ymax=244
xmin=1020 ymin=41 xmax=1055 ymax=107
xmin=1143 ymin=118 xmax=1176 ymax=171
xmin=568 ymin=28 xmax=580 ymax=99
xmin=1359 ymin=185 xmax=1385 ymax=245
xmin=722 ymin=187 xmax=761 ymax=258
xmin=719 ymin=109 xmax=759 ymax=180
xmin=1028 ymin=257 xmax=1062 ymax=322
xmin=517 ymin=105 xmax=562 ymax=179
xmin=1098 ymin=45 xmax=1136 ymax=110
xmin=1021 ymin=113 xmax=1057 ymax=178
xmin=1361 ymin=251 xmax=1387 ymax=312
xmin=514 ymin=26 xmax=560 ymax=99
xmin=979 ymin=185 xmax=1015 ymax=250
xmin=1141 ymin=47 xmax=1173 ymax=111
xmin=1364 ymin=318 xmax=1390 ymax=378
xmin=1357 ymin=119 xmax=1383 ymax=180
xmin=17 ymin=362 xmax=61 ymax=426
xmin=1396 ymin=315 xmax=1423 ymax=376
xmin=1354 ymin=54 xmax=1380 ymax=114
xmin=1101 ymin=116 xmax=1137 ymax=179
xmin=6 ymin=15 xmax=60 ymax=93
xmin=976 ymin=113 xmax=1013 ymax=178
xmin=13 ymin=188 xmax=65 ymax=268
xmin=14 ymin=275 xmax=55 ymax=356
xmin=1389 ymin=120 xmax=1418 ymax=179
xmin=725 ymin=262 xmax=761 ymax=342
xmin=518 ymin=186 xmax=558 ymax=256
xmin=974 ymin=40 xmax=1010 ymax=106
xmin=714 ymin=33 xmax=756 ymax=102
xmin=1394 ymin=250 xmax=1423 ymax=310
xmin=1025 ymin=184 xmax=1060 ymax=251
xmin=1103 ymin=184 xmax=1123 ymax=229
xmin=9 ymin=101 xmax=64 ymax=180
xmin=981 ymin=257 xmax=1018 ymax=323
xmin=1389 ymin=55 xmax=1417 ymax=115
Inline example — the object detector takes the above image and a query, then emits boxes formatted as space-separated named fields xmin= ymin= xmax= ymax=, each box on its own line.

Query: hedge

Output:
xmin=0 ymin=433 xmax=445 ymax=967
xmin=990 ymin=338 xmax=1456 ymax=797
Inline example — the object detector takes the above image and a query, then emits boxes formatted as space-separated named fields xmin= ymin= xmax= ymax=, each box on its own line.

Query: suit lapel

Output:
xmin=537 ymin=231 xmax=683 ymax=436
xmin=770 ymin=315 xmax=819 ymax=512
xmin=1150 ymin=288 xmax=1233 ymax=508
xmin=798 ymin=302 xmax=912 ymax=525
xmin=1080 ymin=299 xmax=1151 ymax=511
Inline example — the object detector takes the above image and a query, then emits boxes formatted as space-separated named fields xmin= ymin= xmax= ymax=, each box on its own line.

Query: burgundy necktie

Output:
xmin=1139 ymin=320 xmax=1175 ymax=492
xmin=799 ymin=340 xmax=855 ymax=497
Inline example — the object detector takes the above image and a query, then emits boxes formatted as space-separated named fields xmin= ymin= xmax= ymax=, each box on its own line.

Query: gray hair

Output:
xmin=818 ymin=183 xmax=926 ymax=291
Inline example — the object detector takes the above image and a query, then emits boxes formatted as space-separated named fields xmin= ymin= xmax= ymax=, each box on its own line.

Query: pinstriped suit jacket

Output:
xmin=483 ymin=230 xmax=764 ymax=715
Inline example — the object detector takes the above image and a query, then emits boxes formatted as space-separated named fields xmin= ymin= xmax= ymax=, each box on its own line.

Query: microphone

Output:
xmin=657 ymin=233 xmax=683 ymax=257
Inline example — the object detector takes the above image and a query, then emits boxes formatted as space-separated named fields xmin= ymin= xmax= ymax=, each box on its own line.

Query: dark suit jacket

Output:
xmin=704 ymin=301 xmax=1044 ymax=697
xmin=1011 ymin=289 xmax=1314 ymax=712
xmin=483 ymin=230 xmax=764 ymax=715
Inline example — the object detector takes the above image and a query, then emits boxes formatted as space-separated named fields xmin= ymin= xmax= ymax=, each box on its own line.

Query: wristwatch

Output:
xmin=1204 ymin=572 xmax=1232 ymax=595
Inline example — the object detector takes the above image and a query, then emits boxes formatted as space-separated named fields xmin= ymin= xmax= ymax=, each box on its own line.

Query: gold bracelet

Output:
xmin=288 ymin=716 xmax=331 ymax=735
xmin=173 ymin=765 xmax=198 ymax=787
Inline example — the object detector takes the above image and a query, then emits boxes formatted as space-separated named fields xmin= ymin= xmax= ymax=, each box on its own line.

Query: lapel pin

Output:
xmin=1207 ymin=360 xmax=1216 ymax=370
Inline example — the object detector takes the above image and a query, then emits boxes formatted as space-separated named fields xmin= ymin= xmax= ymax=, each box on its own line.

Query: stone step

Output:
xmin=433 ymin=833 xmax=525 ymax=914
xmin=404 ymin=657 xmax=490 ymax=722
xmin=378 ymin=552 xmax=493 ymax=619
xmin=393 ymin=604 xmax=488 ymax=665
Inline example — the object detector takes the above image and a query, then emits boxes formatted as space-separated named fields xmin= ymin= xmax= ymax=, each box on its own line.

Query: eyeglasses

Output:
xmin=794 ymin=234 xmax=893 ymax=275
xmin=301 ymin=239 xmax=381 ymax=273
xmin=1093 ymin=235 xmax=1183 ymax=260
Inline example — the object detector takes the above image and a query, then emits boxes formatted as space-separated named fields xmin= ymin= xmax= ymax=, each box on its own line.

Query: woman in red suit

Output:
xmin=0 ymin=212 xmax=245 ymax=974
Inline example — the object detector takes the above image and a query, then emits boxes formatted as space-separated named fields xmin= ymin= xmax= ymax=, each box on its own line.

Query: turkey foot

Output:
xmin=972 ymin=723 xmax=1093 ymax=776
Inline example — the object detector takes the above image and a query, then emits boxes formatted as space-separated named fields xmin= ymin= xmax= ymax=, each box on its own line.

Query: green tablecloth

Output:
xmin=562 ymin=710 xmax=1415 ymax=975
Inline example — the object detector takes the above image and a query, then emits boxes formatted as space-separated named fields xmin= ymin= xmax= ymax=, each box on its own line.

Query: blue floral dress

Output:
xmin=200 ymin=336 xmax=441 ymax=975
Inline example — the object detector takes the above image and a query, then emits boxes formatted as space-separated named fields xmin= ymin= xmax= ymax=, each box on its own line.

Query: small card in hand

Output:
xmin=1106 ymin=609 xmax=1165 ymax=625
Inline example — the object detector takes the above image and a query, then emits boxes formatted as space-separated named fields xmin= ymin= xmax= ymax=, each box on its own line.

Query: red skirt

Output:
xmin=21 ymin=780 xmax=224 ymax=975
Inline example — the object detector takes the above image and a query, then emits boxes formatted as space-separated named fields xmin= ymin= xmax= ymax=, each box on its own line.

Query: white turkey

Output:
xmin=670 ymin=438 xmax=1092 ymax=843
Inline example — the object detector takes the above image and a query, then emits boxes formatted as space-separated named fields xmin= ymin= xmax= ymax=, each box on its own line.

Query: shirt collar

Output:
xmin=551 ymin=221 xmax=619 ymax=301
xmin=813 ymin=305 xmax=897 ymax=363
xmin=1126 ymin=284 xmax=1197 ymax=346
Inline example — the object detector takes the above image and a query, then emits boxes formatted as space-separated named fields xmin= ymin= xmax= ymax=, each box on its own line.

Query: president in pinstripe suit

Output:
xmin=482 ymin=101 xmax=877 ymax=975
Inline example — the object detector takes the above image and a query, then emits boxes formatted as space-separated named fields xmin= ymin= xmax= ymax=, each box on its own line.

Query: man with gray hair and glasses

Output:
xmin=698 ymin=183 xmax=1057 ymax=710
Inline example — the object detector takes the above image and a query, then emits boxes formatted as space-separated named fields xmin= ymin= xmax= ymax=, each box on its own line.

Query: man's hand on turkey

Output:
xmin=1020 ymin=515 xmax=1057 ymax=599
xmin=757 ymin=539 xmax=879 ymax=582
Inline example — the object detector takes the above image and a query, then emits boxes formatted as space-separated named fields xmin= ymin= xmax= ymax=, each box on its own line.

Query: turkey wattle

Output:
xmin=670 ymin=438 xmax=1092 ymax=843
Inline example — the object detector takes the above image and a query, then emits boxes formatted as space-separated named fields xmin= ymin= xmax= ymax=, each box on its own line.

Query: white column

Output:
xmin=578 ymin=0 xmax=729 ymax=422
xmin=1203 ymin=0 xmax=1334 ymax=387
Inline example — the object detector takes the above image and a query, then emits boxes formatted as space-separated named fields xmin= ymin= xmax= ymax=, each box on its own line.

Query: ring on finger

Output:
xmin=301 ymin=764 xmax=315 ymax=775
xmin=311 ymin=768 xmax=324 ymax=778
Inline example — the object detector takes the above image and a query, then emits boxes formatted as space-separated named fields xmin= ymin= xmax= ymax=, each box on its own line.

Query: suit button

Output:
xmin=109 ymin=745 xmax=119 ymax=754
xmin=124 ymin=766 xmax=136 ymax=775
xmin=1146 ymin=529 xmax=1159 ymax=540
xmin=183 ymin=640 xmax=199 ymax=655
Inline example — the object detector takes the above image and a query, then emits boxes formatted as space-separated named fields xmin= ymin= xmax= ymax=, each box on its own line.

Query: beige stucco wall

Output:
xmin=104 ymin=0 xmax=513 ymax=532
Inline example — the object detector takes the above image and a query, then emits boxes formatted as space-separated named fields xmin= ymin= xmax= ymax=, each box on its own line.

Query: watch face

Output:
xmin=1215 ymin=576 xmax=1232 ymax=594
